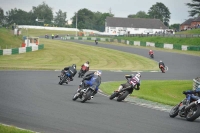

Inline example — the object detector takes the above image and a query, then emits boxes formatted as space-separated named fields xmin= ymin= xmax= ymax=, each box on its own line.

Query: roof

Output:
xmin=193 ymin=17 xmax=200 ymax=22
xmin=106 ymin=17 xmax=168 ymax=29
xmin=181 ymin=18 xmax=194 ymax=25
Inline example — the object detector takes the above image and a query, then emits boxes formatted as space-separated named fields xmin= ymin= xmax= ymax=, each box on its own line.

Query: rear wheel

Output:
xmin=186 ymin=104 xmax=200 ymax=121
xmin=81 ymin=90 xmax=92 ymax=103
xmin=59 ymin=76 xmax=67 ymax=85
xmin=117 ymin=91 xmax=129 ymax=102
xmin=169 ymin=104 xmax=179 ymax=118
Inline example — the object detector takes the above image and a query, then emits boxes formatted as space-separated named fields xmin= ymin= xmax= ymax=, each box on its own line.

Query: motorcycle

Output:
xmin=72 ymin=83 xmax=95 ymax=103
xmin=169 ymin=97 xmax=200 ymax=121
xmin=78 ymin=69 xmax=86 ymax=78
xmin=58 ymin=70 xmax=71 ymax=85
xmin=95 ymin=40 xmax=98 ymax=45
xmin=109 ymin=82 xmax=136 ymax=102
xmin=160 ymin=65 xmax=165 ymax=73
xmin=150 ymin=53 xmax=154 ymax=59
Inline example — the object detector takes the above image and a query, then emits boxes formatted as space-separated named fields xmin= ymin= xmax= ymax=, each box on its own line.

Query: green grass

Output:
xmin=21 ymin=28 xmax=77 ymax=37
xmin=176 ymin=28 xmax=200 ymax=35
xmin=115 ymin=36 xmax=200 ymax=46
xmin=100 ymin=80 xmax=192 ymax=106
xmin=0 ymin=124 xmax=34 ymax=133
xmin=0 ymin=28 xmax=23 ymax=49
xmin=0 ymin=38 xmax=158 ymax=71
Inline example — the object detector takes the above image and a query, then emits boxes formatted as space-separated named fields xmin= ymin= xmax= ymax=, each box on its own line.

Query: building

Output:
xmin=105 ymin=17 xmax=168 ymax=35
xmin=180 ymin=17 xmax=200 ymax=31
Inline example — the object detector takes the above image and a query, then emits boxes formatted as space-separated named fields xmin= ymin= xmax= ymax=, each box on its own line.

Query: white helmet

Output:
xmin=135 ymin=72 xmax=141 ymax=78
xmin=96 ymin=70 xmax=102 ymax=76
xmin=160 ymin=60 xmax=162 ymax=62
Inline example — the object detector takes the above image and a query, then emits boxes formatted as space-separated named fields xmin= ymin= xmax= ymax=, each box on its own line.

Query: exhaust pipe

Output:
xmin=91 ymin=96 xmax=94 ymax=99
xmin=82 ymin=89 xmax=86 ymax=92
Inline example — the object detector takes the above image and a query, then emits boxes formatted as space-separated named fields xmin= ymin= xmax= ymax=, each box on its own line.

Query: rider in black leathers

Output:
xmin=183 ymin=85 xmax=200 ymax=105
xmin=158 ymin=60 xmax=165 ymax=69
xmin=60 ymin=64 xmax=77 ymax=81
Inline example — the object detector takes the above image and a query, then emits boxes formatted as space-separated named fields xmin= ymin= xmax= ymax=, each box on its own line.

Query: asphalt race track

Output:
xmin=0 ymin=40 xmax=200 ymax=133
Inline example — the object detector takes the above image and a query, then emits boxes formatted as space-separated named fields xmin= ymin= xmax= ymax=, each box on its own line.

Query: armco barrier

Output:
xmin=187 ymin=46 xmax=200 ymax=51
xmin=155 ymin=43 xmax=164 ymax=48
xmin=0 ymin=44 xmax=44 ymax=55
xmin=173 ymin=44 xmax=182 ymax=50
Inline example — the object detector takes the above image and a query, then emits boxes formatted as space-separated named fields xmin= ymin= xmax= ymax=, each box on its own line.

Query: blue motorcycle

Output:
xmin=58 ymin=70 xmax=71 ymax=85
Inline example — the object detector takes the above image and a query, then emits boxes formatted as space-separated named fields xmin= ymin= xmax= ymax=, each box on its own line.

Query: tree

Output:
xmin=186 ymin=0 xmax=200 ymax=17
xmin=169 ymin=23 xmax=180 ymax=31
xmin=148 ymin=2 xmax=171 ymax=26
xmin=0 ymin=7 xmax=4 ymax=25
xmin=54 ymin=9 xmax=67 ymax=27
xmin=31 ymin=2 xmax=53 ymax=25
xmin=128 ymin=11 xmax=149 ymax=18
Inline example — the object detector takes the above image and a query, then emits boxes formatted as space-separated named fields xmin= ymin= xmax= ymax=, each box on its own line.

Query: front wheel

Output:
xmin=117 ymin=91 xmax=129 ymax=102
xmin=59 ymin=76 xmax=67 ymax=85
xmin=186 ymin=104 xmax=200 ymax=121
xmin=169 ymin=104 xmax=179 ymax=118
xmin=109 ymin=92 xmax=118 ymax=100
xmin=72 ymin=92 xmax=80 ymax=101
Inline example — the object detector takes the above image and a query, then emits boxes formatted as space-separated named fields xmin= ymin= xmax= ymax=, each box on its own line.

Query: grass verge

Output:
xmin=0 ymin=124 xmax=34 ymax=133
xmin=100 ymin=80 xmax=192 ymax=106
xmin=0 ymin=39 xmax=158 ymax=71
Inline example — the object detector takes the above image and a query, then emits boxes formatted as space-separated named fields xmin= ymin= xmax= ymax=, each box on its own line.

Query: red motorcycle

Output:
xmin=160 ymin=65 xmax=165 ymax=73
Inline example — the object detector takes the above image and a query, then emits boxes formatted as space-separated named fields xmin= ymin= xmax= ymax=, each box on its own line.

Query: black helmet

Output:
xmin=86 ymin=61 xmax=89 ymax=64
xmin=72 ymin=64 xmax=76 ymax=68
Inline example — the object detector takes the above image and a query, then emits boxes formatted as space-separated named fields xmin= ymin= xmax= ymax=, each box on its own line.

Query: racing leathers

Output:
xmin=62 ymin=66 xmax=77 ymax=81
xmin=159 ymin=62 xmax=165 ymax=69
xmin=117 ymin=75 xmax=140 ymax=93
xmin=183 ymin=87 xmax=200 ymax=105
xmin=81 ymin=63 xmax=89 ymax=74
xmin=79 ymin=72 xmax=101 ymax=96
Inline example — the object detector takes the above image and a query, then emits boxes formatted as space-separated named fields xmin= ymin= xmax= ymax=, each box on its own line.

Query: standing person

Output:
xmin=52 ymin=34 xmax=54 ymax=39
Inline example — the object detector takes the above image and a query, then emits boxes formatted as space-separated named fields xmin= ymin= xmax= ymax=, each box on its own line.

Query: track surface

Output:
xmin=0 ymin=40 xmax=200 ymax=133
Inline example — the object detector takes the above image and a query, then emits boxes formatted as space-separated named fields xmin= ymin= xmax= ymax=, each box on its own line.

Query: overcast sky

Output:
xmin=0 ymin=0 xmax=193 ymax=24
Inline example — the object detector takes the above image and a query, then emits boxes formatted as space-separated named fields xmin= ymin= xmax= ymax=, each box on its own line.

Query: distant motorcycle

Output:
xmin=78 ymin=69 xmax=86 ymax=78
xmin=159 ymin=65 xmax=165 ymax=73
xmin=58 ymin=70 xmax=71 ymax=85
xmin=45 ymin=34 xmax=49 ymax=39
xmin=150 ymin=53 xmax=154 ymax=59
xmin=95 ymin=40 xmax=98 ymax=45
xmin=72 ymin=82 xmax=96 ymax=103
xmin=169 ymin=97 xmax=200 ymax=121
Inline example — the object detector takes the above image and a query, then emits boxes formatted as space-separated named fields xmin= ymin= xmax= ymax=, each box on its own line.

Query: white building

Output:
xmin=105 ymin=17 xmax=168 ymax=35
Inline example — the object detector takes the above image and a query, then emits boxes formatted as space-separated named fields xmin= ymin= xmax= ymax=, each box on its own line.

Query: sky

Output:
xmin=0 ymin=0 xmax=193 ymax=24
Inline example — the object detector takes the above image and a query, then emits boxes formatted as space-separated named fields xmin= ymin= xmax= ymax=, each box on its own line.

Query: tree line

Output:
xmin=0 ymin=1 xmax=199 ymax=31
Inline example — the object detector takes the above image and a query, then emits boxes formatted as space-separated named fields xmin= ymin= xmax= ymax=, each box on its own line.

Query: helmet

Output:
xmin=149 ymin=50 xmax=152 ymax=52
xmin=135 ymin=72 xmax=141 ymax=78
xmin=86 ymin=61 xmax=89 ymax=64
xmin=72 ymin=64 xmax=76 ymax=68
xmin=96 ymin=70 xmax=102 ymax=76
xmin=159 ymin=60 xmax=162 ymax=62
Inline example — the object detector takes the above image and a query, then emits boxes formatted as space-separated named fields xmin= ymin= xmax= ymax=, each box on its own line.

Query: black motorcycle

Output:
xmin=58 ymin=70 xmax=71 ymax=85
xmin=169 ymin=97 xmax=200 ymax=121
xmin=72 ymin=83 xmax=95 ymax=103
xmin=95 ymin=40 xmax=98 ymax=45
xmin=150 ymin=53 xmax=154 ymax=58
xmin=109 ymin=84 xmax=136 ymax=102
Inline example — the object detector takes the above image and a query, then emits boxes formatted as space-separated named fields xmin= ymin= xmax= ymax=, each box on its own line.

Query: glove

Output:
xmin=182 ymin=91 xmax=187 ymax=94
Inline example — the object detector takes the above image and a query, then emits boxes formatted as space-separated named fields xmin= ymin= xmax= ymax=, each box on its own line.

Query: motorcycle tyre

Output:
xmin=186 ymin=105 xmax=200 ymax=121
xmin=169 ymin=104 xmax=179 ymax=118
xmin=81 ymin=90 xmax=92 ymax=103
xmin=117 ymin=91 xmax=129 ymax=102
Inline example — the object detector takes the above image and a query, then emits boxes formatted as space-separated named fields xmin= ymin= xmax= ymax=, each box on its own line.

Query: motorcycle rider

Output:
xmin=80 ymin=61 xmax=90 ymax=75
xmin=182 ymin=85 xmax=200 ymax=105
xmin=59 ymin=64 xmax=77 ymax=81
xmin=159 ymin=60 xmax=165 ymax=70
xmin=116 ymin=72 xmax=141 ymax=93
xmin=78 ymin=70 xmax=102 ymax=97
xmin=149 ymin=50 xmax=154 ymax=56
